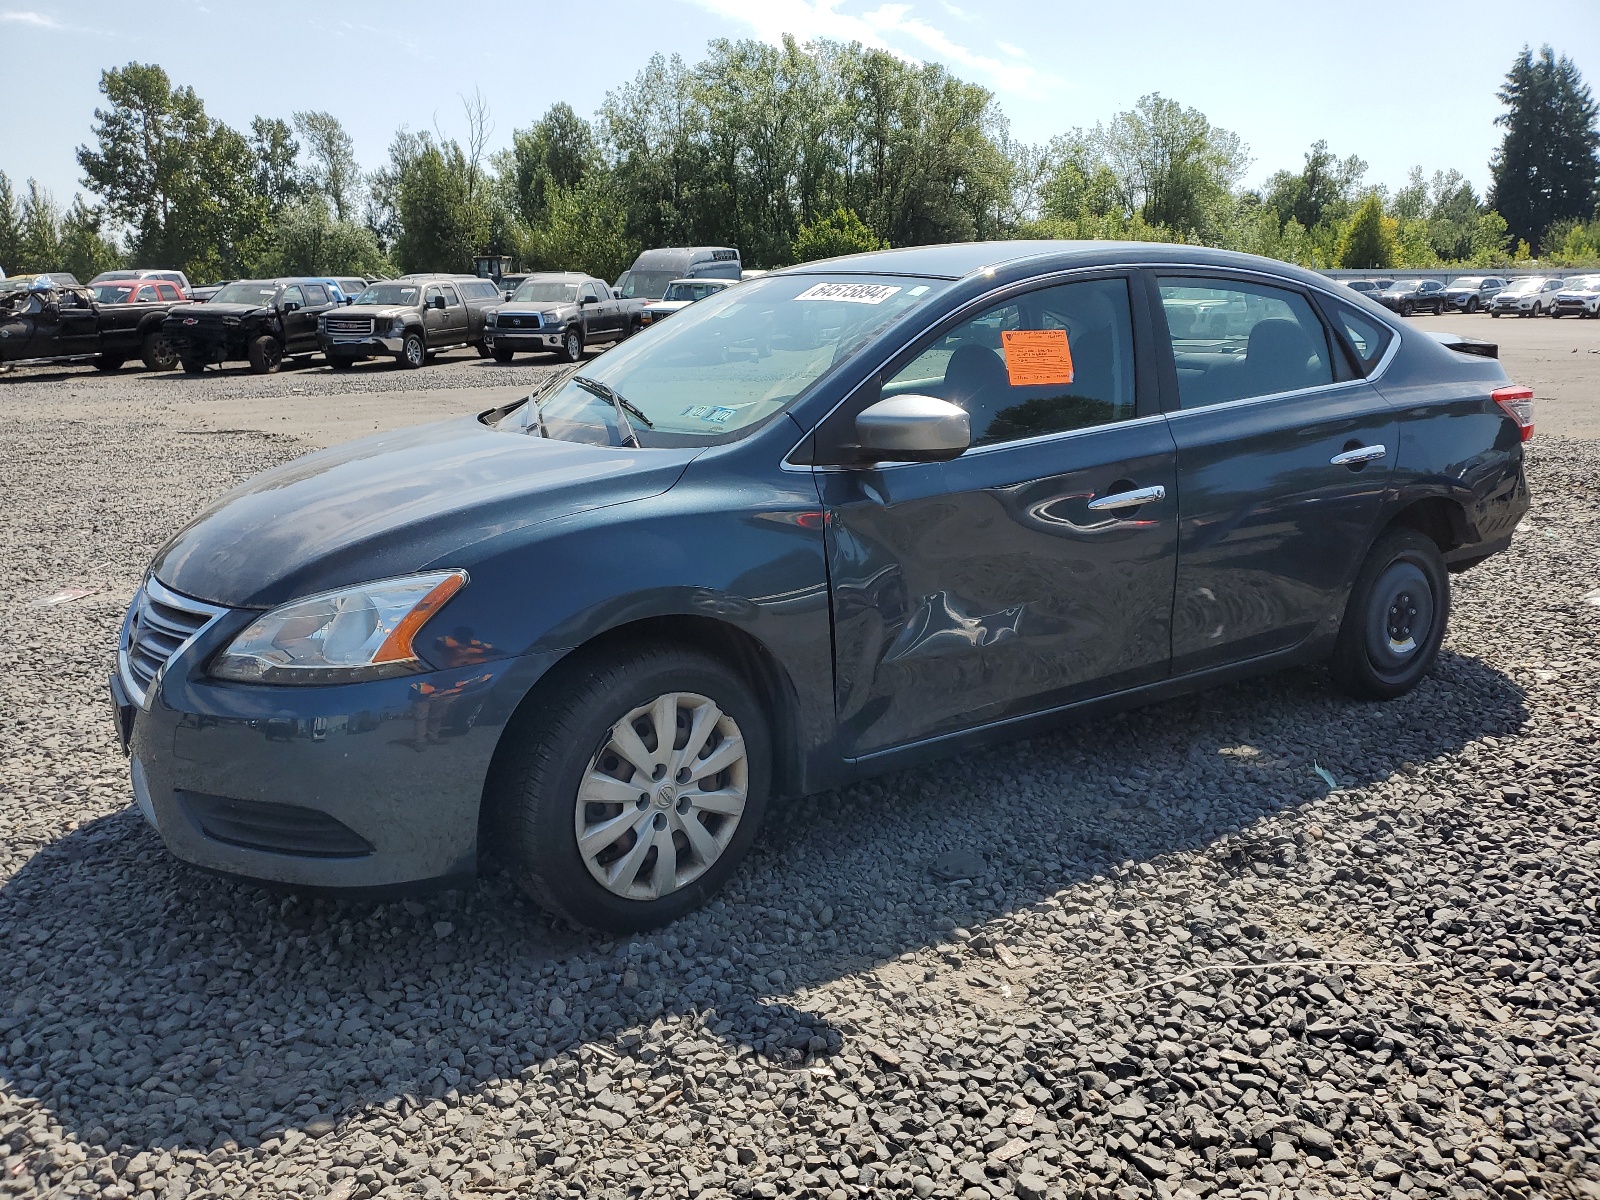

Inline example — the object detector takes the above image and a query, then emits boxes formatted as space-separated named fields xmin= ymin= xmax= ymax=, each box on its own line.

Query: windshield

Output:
xmin=495 ymin=273 xmax=950 ymax=446
xmin=512 ymin=279 xmax=580 ymax=303
xmin=1503 ymin=278 xmax=1545 ymax=295
xmin=662 ymin=281 xmax=723 ymax=302
xmin=91 ymin=283 xmax=139 ymax=304
xmin=355 ymin=283 xmax=422 ymax=306
xmin=1565 ymin=276 xmax=1600 ymax=290
xmin=212 ymin=282 xmax=280 ymax=306
xmin=1452 ymin=278 xmax=1483 ymax=289
xmin=615 ymin=270 xmax=680 ymax=300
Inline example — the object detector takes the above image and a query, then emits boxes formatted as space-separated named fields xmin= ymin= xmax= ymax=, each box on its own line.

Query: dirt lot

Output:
xmin=0 ymin=326 xmax=1596 ymax=1200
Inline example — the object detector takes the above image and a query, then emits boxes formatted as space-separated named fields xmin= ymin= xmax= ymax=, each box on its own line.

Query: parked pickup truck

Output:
xmin=318 ymin=275 xmax=502 ymax=369
xmin=483 ymin=272 xmax=643 ymax=363
xmin=0 ymin=275 xmax=181 ymax=372
xmin=164 ymin=278 xmax=344 ymax=374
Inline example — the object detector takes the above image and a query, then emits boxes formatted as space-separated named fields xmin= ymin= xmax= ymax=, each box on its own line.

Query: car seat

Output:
xmin=1242 ymin=318 xmax=1321 ymax=397
xmin=942 ymin=344 xmax=1010 ymax=440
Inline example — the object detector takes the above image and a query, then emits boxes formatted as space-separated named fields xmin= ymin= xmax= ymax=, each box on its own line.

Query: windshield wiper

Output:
xmin=573 ymin=375 xmax=653 ymax=447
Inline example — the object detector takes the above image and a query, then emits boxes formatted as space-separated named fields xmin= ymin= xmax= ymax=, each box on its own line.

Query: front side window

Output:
xmin=1157 ymin=276 xmax=1334 ymax=408
xmin=281 ymin=286 xmax=306 ymax=308
xmin=580 ymin=284 xmax=599 ymax=303
xmin=424 ymin=287 xmax=442 ymax=309
xmin=136 ymin=284 xmax=158 ymax=302
xmin=494 ymin=273 xmax=950 ymax=446
xmin=881 ymin=276 xmax=1137 ymax=446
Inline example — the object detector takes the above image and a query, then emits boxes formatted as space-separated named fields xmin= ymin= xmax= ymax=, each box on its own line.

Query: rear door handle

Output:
xmin=1330 ymin=444 xmax=1387 ymax=466
xmin=1087 ymin=484 xmax=1167 ymax=511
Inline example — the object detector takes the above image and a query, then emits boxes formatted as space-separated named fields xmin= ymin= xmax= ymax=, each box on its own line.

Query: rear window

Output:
xmin=1329 ymin=303 xmax=1394 ymax=373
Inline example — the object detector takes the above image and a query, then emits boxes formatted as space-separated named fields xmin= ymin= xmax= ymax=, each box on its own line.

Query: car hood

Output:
xmin=335 ymin=305 xmax=411 ymax=320
xmin=150 ymin=415 xmax=699 ymax=608
xmin=498 ymin=301 xmax=575 ymax=316
xmin=644 ymin=300 xmax=692 ymax=312
xmin=166 ymin=303 xmax=269 ymax=321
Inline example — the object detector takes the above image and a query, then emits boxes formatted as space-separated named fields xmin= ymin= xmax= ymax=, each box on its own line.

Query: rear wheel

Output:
xmin=141 ymin=330 xmax=177 ymax=371
xmin=247 ymin=335 xmax=283 ymax=374
xmin=488 ymin=644 xmax=771 ymax=932
xmin=1331 ymin=528 xmax=1450 ymax=700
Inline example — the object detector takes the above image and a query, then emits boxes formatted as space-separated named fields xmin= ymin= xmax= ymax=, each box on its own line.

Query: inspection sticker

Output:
xmin=793 ymin=282 xmax=902 ymax=304
xmin=1000 ymin=329 xmax=1075 ymax=386
xmin=682 ymin=404 xmax=737 ymax=424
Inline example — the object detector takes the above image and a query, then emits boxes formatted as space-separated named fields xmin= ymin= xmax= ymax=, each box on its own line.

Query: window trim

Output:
xmin=440 ymin=284 xmax=462 ymax=306
xmin=797 ymin=266 xmax=1158 ymax=469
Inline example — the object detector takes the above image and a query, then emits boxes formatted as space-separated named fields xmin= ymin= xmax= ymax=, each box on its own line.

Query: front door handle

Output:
xmin=1330 ymin=444 xmax=1387 ymax=467
xmin=1087 ymin=484 xmax=1166 ymax=512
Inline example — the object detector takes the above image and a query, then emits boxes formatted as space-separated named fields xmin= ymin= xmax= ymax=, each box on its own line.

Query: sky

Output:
xmin=3 ymin=0 xmax=1598 ymax=215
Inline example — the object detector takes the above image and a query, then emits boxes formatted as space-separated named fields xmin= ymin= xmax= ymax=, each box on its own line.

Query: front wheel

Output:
xmin=94 ymin=356 xmax=125 ymax=372
xmin=1491 ymin=310 xmax=1501 ymax=318
xmin=492 ymin=347 xmax=515 ymax=364
xmin=1466 ymin=297 xmax=1479 ymax=313
xmin=1331 ymin=528 xmax=1450 ymax=700
xmin=1399 ymin=300 xmax=1414 ymax=317
xmin=141 ymin=331 xmax=178 ymax=371
xmin=398 ymin=331 xmax=426 ymax=369
xmin=558 ymin=326 xmax=583 ymax=363
xmin=247 ymin=335 xmax=283 ymax=374
xmin=488 ymin=645 xmax=771 ymax=932
xmin=475 ymin=340 xmax=491 ymax=358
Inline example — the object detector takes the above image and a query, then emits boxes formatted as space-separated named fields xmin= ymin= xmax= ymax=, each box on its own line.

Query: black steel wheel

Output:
xmin=1331 ymin=528 xmax=1450 ymax=700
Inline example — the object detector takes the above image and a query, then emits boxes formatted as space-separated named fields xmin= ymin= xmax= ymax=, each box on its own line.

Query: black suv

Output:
xmin=163 ymin=279 xmax=343 ymax=374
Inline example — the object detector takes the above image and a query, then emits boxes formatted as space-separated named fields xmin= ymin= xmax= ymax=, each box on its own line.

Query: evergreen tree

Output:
xmin=1488 ymin=46 xmax=1600 ymax=253
xmin=1337 ymin=193 xmax=1399 ymax=268
xmin=0 ymin=173 xmax=21 ymax=273
xmin=294 ymin=110 xmax=361 ymax=222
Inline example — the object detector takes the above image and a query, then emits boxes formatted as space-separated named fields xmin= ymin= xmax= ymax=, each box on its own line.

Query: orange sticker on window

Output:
xmin=1001 ymin=329 xmax=1075 ymax=387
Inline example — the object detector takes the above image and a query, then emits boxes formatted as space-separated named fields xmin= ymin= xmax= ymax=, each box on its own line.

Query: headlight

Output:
xmin=389 ymin=317 xmax=407 ymax=335
xmin=210 ymin=571 xmax=466 ymax=684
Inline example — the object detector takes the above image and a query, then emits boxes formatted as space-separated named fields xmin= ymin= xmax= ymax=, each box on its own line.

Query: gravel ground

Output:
xmin=0 ymin=375 xmax=1596 ymax=1200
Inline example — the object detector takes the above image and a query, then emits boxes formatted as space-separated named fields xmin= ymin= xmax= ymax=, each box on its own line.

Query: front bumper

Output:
xmin=317 ymin=333 xmax=405 ymax=358
xmin=166 ymin=325 xmax=247 ymax=364
xmin=1554 ymin=299 xmax=1598 ymax=315
xmin=484 ymin=328 xmax=564 ymax=351
xmin=112 ymin=587 xmax=561 ymax=891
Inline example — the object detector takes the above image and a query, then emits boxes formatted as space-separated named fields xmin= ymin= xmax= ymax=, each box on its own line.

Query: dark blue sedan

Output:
xmin=113 ymin=242 xmax=1532 ymax=931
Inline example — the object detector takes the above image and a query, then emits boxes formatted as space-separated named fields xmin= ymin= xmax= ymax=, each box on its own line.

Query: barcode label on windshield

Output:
xmin=793 ymin=282 xmax=902 ymax=304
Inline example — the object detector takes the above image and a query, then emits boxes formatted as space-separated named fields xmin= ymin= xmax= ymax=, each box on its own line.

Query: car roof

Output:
xmin=774 ymin=240 xmax=1346 ymax=292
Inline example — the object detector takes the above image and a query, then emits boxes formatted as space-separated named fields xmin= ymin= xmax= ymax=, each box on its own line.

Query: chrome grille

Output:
xmin=118 ymin=577 xmax=228 ymax=708
xmin=496 ymin=313 xmax=541 ymax=329
xmin=325 ymin=316 xmax=375 ymax=339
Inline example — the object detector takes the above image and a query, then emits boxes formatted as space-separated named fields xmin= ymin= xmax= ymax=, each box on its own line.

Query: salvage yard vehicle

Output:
xmin=317 ymin=276 xmax=501 ymax=369
xmin=1374 ymin=278 xmax=1447 ymax=316
xmin=483 ymin=272 xmax=640 ymax=362
xmin=637 ymin=277 xmax=734 ymax=327
xmin=164 ymin=278 xmax=343 ymax=374
xmin=1443 ymin=276 xmax=1505 ymax=312
xmin=90 ymin=268 xmax=194 ymax=299
xmin=614 ymin=246 xmax=741 ymax=300
xmin=0 ymin=275 xmax=180 ymax=372
xmin=1551 ymin=275 xmax=1600 ymax=318
xmin=1488 ymin=276 xmax=1563 ymax=317
xmin=112 ymin=242 xmax=1531 ymax=932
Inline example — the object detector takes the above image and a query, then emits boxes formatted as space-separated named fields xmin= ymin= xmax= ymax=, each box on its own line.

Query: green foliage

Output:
xmin=390 ymin=132 xmax=490 ymax=274
xmin=792 ymin=207 xmax=885 ymax=262
xmin=502 ymin=102 xmax=597 ymax=229
xmin=252 ymin=197 xmax=390 ymax=277
xmin=0 ymin=173 xmax=122 ymax=278
xmin=249 ymin=117 xmax=303 ymax=214
xmin=1337 ymin=194 xmax=1399 ymax=268
xmin=18 ymin=180 xmax=62 ymax=271
xmin=76 ymin=63 xmax=264 ymax=281
xmin=1470 ymin=211 xmax=1512 ymax=265
xmin=527 ymin=174 xmax=638 ymax=281
xmin=0 ymin=174 xmax=20 ymax=272
xmin=58 ymin=196 xmax=125 ymax=280
xmin=1263 ymin=140 xmax=1366 ymax=232
xmin=1489 ymin=45 xmax=1600 ymax=253
xmin=294 ymin=111 xmax=361 ymax=222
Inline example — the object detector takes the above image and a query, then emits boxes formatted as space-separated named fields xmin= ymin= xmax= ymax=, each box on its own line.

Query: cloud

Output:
xmin=0 ymin=8 xmax=109 ymax=34
xmin=686 ymin=0 xmax=1064 ymax=96
xmin=996 ymin=40 xmax=1026 ymax=59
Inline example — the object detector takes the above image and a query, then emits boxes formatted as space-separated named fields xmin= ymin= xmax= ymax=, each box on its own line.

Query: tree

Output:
xmin=0 ymin=173 xmax=21 ymax=273
xmin=58 ymin=197 xmax=124 ymax=280
xmin=1488 ymin=46 xmax=1600 ymax=253
xmin=250 ymin=116 xmax=303 ymax=214
xmin=529 ymin=174 xmax=638 ymax=280
xmin=503 ymin=102 xmax=595 ymax=228
xmin=294 ymin=110 xmax=360 ymax=221
xmin=1097 ymin=94 xmax=1249 ymax=238
xmin=76 ymin=63 xmax=262 ymax=280
xmin=793 ymin=206 xmax=885 ymax=261
xmin=18 ymin=180 xmax=62 ymax=273
xmin=1337 ymin=193 xmax=1399 ymax=268
xmin=253 ymin=197 xmax=389 ymax=277
xmin=1263 ymin=140 xmax=1366 ymax=232
xmin=389 ymin=132 xmax=489 ymax=273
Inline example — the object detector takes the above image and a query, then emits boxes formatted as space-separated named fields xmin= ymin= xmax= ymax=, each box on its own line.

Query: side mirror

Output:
xmin=281 ymin=300 xmax=301 ymax=313
xmin=853 ymin=395 xmax=970 ymax=464
xmin=432 ymin=296 xmax=447 ymax=310
xmin=580 ymin=295 xmax=597 ymax=305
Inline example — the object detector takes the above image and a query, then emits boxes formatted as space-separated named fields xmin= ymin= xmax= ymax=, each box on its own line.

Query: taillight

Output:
xmin=1492 ymin=385 xmax=1534 ymax=441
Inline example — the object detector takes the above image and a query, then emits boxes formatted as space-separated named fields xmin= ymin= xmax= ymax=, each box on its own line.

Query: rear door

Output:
xmin=814 ymin=271 xmax=1178 ymax=758
xmin=1151 ymin=271 xmax=1398 ymax=674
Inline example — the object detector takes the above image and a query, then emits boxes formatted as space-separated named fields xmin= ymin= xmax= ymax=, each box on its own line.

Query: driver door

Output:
xmin=811 ymin=272 xmax=1178 ymax=759
xmin=422 ymin=285 xmax=449 ymax=347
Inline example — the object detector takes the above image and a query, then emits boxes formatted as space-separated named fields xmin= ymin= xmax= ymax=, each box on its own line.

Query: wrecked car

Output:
xmin=0 ymin=275 xmax=180 ymax=372
xmin=115 ymin=242 xmax=1530 ymax=933
xmin=163 ymin=278 xmax=343 ymax=374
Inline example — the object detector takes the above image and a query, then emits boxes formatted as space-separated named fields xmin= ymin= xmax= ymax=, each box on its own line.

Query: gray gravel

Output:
xmin=0 ymin=371 xmax=1596 ymax=1200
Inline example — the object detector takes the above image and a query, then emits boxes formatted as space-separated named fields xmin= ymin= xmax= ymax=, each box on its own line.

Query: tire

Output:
xmin=1399 ymin=301 xmax=1414 ymax=317
xmin=1433 ymin=302 xmax=1444 ymax=315
xmin=180 ymin=357 xmax=206 ymax=375
xmin=1551 ymin=309 xmax=1562 ymax=319
xmin=247 ymin=335 xmax=283 ymax=374
xmin=559 ymin=326 xmax=583 ymax=363
xmin=1532 ymin=303 xmax=1544 ymax=317
xmin=1466 ymin=297 xmax=1478 ymax=313
xmin=397 ymin=331 xmax=426 ymax=368
xmin=94 ymin=356 xmax=125 ymax=372
xmin=140 ymin=331 xmax=178 ymax=371
xmin=327 ymin=354 xmax=356 ymax=371
xmin=1490 ymin=310 xmax=1500 ymax=318
xmin=475 ymin=340 xmax=491 ymax=358
xmin=487 ymin=644 xmax=771 ymax=933
xmin=1331 ymin=528 xmax=1450 ymax=701
xmin=492 ymin=347 xmax=515 ymax=364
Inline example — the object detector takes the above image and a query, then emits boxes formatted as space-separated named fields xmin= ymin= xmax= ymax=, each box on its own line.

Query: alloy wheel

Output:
xmin=574 ymin=691 xmax=748 ymax=901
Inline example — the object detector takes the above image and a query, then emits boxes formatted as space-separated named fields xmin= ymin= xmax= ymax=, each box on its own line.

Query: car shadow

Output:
xmin=0 ymin=650 xmax=1525 ymax=1154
